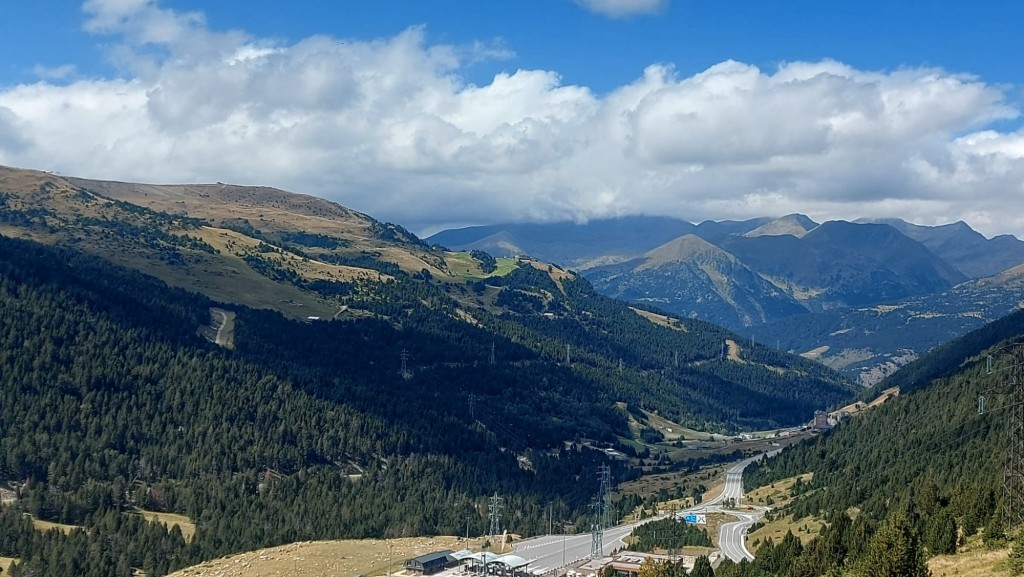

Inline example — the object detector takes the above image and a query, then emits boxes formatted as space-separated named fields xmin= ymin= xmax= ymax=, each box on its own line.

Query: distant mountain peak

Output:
xmin=640 ymin=234 xmax=732 ymax=269
xmin=743 ymin=214 xmax=818 ymax=238
xmin=469 ymin=230 xmax=526 ymax=257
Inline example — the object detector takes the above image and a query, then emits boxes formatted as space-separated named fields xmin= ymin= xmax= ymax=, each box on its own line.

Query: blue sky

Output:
xmin=8 ymin=1 xmax=1024 ymax=95
xmin=1 ymin=1 xmax=1023 ymax=237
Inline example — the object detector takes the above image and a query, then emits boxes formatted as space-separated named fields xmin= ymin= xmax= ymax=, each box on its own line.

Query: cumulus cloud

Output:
xmin=575 ymin=0 xmax=668 ymax=18
xmin=1 ymin=1 xmax=1023 ymax=239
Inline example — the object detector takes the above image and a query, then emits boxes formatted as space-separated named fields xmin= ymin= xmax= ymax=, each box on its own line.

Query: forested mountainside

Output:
xmin=0 ymin=236 xmax=617 ymax=576
xmin=725 ymin=309 xmax=1024 ymax=576
xmin=0 ymin=164 xmax=854 ymax=431
xmin=0 ymin=232 xmax=853 ymax=577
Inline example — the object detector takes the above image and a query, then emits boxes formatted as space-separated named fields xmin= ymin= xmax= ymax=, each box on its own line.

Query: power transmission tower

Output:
xmin=983 ymin=344 xmax=1024 ymax=531
xmin=601 ymin=465 xmax=612 ymax=530
xmin=590 ymin=464 xmax=611 ymax=558
xmin=566 ymin=344 xmax=571 ymax=366
xmin=1002 ymin=346 xmax=1024 ymax=530
xmin=490 ymin=342 xmax=496 ymax=365
xmin=488 ymin=493 xmax=503 ymax=542
xmin=674 ymin=350 xmax=678 ymax=368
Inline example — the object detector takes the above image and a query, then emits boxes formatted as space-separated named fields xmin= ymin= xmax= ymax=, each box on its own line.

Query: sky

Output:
xmin=1 ymin=1 xmax=1024 ymax=239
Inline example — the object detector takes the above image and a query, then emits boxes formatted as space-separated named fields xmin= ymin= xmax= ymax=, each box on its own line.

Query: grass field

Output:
xmin=444 ymin=252 xmax=519 ymax=280
xmin=746 ymin=473 xmax=813 ymax=509
xmin=745 ymin=474 xmax=822 ymax=547
xmin=640 ymin=410 xmax=716 ymax=441
xmin=166 ymin=535 xmax=486 ymax=577
xmin=747 ymin=513 xmax=826 ymax=549
xmin=629 ymin=308 xmax=689 ymax=332
xmin=29 ymin=515 xmax=80 ymax=534
xmin=929 ymin=534 xmax=1012 ymax=576
xmin=136 ymin=509 xmax=196 ymax=542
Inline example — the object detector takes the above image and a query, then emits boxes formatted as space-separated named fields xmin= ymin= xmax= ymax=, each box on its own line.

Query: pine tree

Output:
xmin=690 ymin=555 xmax=714 ymax=577
xmin=860 ymin=512 xmax=931 ymax=577
xmin=1010 ymin=537 xmax=1024 ymax=575
xmin=924 ymin=508 xmax=957 ymax=555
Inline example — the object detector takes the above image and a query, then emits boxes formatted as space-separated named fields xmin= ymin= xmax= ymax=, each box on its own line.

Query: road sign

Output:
xmin=682 ymin=514 xmax=707 ymax=525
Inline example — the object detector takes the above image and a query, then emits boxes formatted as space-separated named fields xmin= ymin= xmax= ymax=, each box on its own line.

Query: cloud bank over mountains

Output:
xmin=0 ymin=0 xmax=1022 ymax=237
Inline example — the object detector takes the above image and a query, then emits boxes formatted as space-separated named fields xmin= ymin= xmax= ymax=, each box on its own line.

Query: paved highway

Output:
xmin=513 ymin=452 xmax=774 ymax=572
xmin=690 ymin=454 xmax=770 ymax=562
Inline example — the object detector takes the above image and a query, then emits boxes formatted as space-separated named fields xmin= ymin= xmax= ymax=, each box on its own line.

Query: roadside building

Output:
xmin=450 ymin=549 xmax=475 ymax=570
xmin=405 ymin=550 xmax=456 ymax=575
xmin=575 ymin=552 xmax=694 ymax=577
xmin=465 ymin=552 xmax=532 ymax=577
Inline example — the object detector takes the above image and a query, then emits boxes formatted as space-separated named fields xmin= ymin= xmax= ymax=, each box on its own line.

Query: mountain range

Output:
xmin=1 ymin=162 xmax=1021 ymax=576
xmin=430 ymin=214 xmax=1024 ymax=384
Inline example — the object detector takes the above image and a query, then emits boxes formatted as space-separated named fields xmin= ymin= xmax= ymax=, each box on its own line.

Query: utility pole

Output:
xmin=400 ymin=349 xmax=412 ymax=380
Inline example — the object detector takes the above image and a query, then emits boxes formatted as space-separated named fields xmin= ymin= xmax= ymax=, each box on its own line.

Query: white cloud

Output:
xmin=0 ymin=1 xmax=1023 ymax=240
xmin=575 ymin=0 xmax=668 ymax=18
xmin=32 ymin=64 xmax=77 ymax=81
